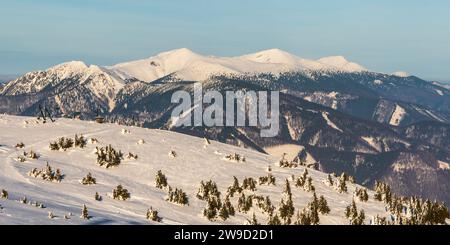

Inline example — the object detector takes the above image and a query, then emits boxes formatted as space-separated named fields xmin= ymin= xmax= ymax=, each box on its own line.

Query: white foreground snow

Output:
xmin=0 ymin=115 xmax=388 ymax=225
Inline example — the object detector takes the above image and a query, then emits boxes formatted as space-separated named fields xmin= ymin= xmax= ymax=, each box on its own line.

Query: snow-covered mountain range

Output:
xmin=0 ymin=115 xmax=389 ymax=225
xmin=109 ymin=48 xmax=367 ymax=83
xmin=0 ymin=48 xmax=449 ymax=207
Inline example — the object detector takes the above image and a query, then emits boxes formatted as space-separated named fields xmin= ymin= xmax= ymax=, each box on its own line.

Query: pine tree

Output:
xmin=74 ymin=134 xmax=87 ymax=148
xmin=355 ymin=188 xmax=369 ymax=202
xmin=345 ymin=200 xmax=365 ymax=225
xmin=80 ymin=204 xmax=89 ymax=220
xmin=238 ymin=193 xmax=252 ymax=213
xmin=95 ymin=192 xmax=102 ymax=201
xmin=197 ymin=180 xmax=220 ymax=201
xmin=203 ymin=198 xmax=219 ymax=221
xmin=374 ymin=181 xmax=392 ymax=203
xmin=304 ymin=177 xmax=315 ymax=192
xmin=283 ymin=179 xmax=292 ymax=198
xmin=167 ymin=187 xmax=189 ymax=206
xmin=336 ymin=175 xmax=348 ymax=193
xmin=242 ymin=177 xmax=257 ymax=191
xmin=218 ymin=203 xmax=229 ymax=221
xmin=247 ymin=213 xmax=259 ymax=225
xmin=318 ymin=195 xmax=331 ymax=215
xmin=155 ymin=170 xmax=168 ymax=189
xmin=267 ymin=213 xmax=282 ymax=225
xmin=325 ymin=174 xmax=334 ymax=187
xmin=81 ymin=172 xmax=96 ymax=185
xmin=227 ymin=176 xmax=243 ymax=197
xmin=278 ymin=198 xmax=295 ymax=225
xmin=219 ymin=195 xmax=235 ymax=220
xmin=112 ymin=185 xmax=130 ymax=201
xmin=95 ymin=145 xmax=123 ymax=168
xmin=258 ymin=196 xmax=275 ymax=215
xmin=146 ymin=207 xmax=162 ymax=222
xmin=0 ymin=189 xmax=7 ymax=199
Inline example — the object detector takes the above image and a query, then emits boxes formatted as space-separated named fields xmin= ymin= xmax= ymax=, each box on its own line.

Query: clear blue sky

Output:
xmin=1 ymin=0 xmax=449 ymax=81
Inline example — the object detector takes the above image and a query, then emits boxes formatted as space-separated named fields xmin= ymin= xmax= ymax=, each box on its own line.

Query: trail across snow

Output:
xmin=0 ymin=115 xmax=388 ymax=225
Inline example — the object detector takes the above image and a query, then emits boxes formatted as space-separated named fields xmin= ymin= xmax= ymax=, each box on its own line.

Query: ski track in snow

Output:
xmin=0 ymin=115 xmax=389 ymax=225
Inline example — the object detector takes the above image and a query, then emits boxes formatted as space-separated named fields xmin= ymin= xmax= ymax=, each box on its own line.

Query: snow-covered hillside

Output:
xmin=0 ymin=115 xmax=390 ymax=225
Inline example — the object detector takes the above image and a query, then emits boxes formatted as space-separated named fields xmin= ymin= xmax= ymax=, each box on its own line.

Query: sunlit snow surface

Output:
xmin=0 ymin=115 xmax=388 ymax=225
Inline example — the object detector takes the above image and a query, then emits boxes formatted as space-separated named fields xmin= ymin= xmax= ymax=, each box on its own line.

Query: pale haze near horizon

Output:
xmin=0 ymin=0 xmax=449 ymax=82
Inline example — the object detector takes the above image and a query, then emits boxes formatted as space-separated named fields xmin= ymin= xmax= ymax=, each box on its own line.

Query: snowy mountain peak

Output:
xmin=155 ymin=48 xmax=202 ymax=59
xmin=241 ymin=48 xmax=300 ymax=64
xmin=318 ymin=56 xmax=366 ymax=72
xmin=50 ymin=61 xmax=89 ymax=74
xmin=392 ymin=71 xmax=409 ymax=78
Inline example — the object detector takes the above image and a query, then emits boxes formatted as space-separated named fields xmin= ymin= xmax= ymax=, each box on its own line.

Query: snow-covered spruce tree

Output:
xmin=242 ymin=177 xmax=257 ymax=192
xmin=246 ymin=213 xmax=260 ymax=225
xmin=277 ymin=153 xmax=290 ymax=168
xmin=15 ymin=142 xmax=25 ymax=149
xmin=345 ymin=200 xmax=366 ymax=225
xmin=24 ymin=150 xmax=39 ymax=159
xmin=318 ymin=195 xmax=331 ymax=215
xmin=146 ymin=207 xmax=162 ymax=222
xmin=48 ymin=211 xmax=55 ymax=219
xmin=112 ymin=185 xmax=130 ymax=201
xmin=168 ymin=150 xmax=177 ymax=158
xmin=126 ymin=152 xmax=138 ymax=160
xmin=336 ymin=175 xmax=348 ymax=193
xmin=295 ymin=169 xmax=309 ymax=189
xmin=81 ymin=172 xmax=96 ymax=185
xmin=237 ymin=193 xmax=252 ymax=213
xmin=74 ymin=134 xmax=87 ymax=149
xmin=340 ymin=172 xmax=348 ymax=182
xmin=167 ymin=187 xmax=189 ymax=206
xmin=218 ymin=202 xmax=229 ymax=221
xmin=0 ymin=189 xmax=7 ymax=199
xmin=27 ymin=162 xmax=64 ymax=182
xmin=80 ymin=204 xmax=89 ymax=220
xmin=203 ymin=197 xmax=220 ymax=221
xmin=155 ymin=170 xmax=168 ymax=189
xmin=95 ymin=192 xmax=102 ymax=201
xmin=267 ymin=213 xmax=282 ymax=225
xmin=17 ymin=155 xmax=26 ymax=163
xmin=258 ymin=174 xmax=276 ymax=186
xmin=95 ymin=145 xmax=123 ymax=168
xmin=374 ymin=181 xmax=392 ymax=203
xmin=197 ymin=180 xmax=220 ymax=201
xmin=219 ymin=196 xmax=235 ymax=220
xmin=304 ymin=177 xmax=315 ymax=192
xmin=257 ymin=196 xmax=275 ymax=215
xmin=283 ymin=179 xmax=292 ymax=198
xmin=372 ymin=215 xmax=389 ymax=225
xmin=325 ymin=174 xmax=334 ymax=187
xmin=355 ymin=188 xmax=369 ymax=202
xmin=224 ymin=153 xmax=246 ymax=163
xmin=49 ymin=137 xmax=74 ymax=151
xmin=227 ymin=176 xmax=243 ymax=197
xmin=278 ymin=192 xmax=295 ymax=224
